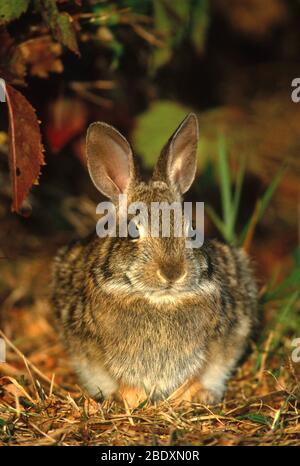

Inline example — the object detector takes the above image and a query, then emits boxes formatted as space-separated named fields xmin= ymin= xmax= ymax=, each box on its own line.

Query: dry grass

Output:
xmin=0 ymin=255 xmax=299 ymax=446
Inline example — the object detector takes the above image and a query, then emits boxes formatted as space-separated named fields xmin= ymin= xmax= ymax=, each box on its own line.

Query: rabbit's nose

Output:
xmin=157 ymin=265 xmax=187 ymax=284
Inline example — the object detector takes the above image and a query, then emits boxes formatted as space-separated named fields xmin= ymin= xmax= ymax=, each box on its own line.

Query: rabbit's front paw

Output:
xmin=192 ymin=388 xmax=222 ymax=405
xmin=168 ymin=379 xmax=202 ymax=405
xmin=169 ymin=379 xmax=222 ymax=406
xmin=118 ymin=384 xmax=148 ymax=409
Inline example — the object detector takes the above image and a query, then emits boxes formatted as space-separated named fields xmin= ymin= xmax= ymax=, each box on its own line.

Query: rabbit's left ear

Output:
xmin=153 ymin=113 xmax=199 ymax=194
xmin=86 ymin=122 xmax=135 ymax=201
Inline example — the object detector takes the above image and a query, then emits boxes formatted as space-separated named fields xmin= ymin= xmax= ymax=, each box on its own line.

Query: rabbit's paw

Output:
xmin=169 ymin=379 xmax=222 ymax=406
xmin=168 ymin=379 xmax=203 ymax=405
xmin=192 ymin=388 xmax=222 ymax=405
xmin=118 ymin=384 xmax=148 ymax=409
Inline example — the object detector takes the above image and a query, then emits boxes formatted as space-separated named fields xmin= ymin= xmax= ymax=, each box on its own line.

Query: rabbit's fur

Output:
xmin=51 ymin=114 xmax=258 ymax=406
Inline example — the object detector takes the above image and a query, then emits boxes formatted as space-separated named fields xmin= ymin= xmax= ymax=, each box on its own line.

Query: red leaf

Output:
xmin=46 ymin=98 xmax=87 ymax=152
xmin=5 ymin=84 xmax=45 ymax=212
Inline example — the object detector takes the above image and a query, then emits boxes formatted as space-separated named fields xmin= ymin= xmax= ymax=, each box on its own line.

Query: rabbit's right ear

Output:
xmin=153 ymin=113 xmax=199 ymax=194
xmin=86 ymin=122 xmax=135 ymax=200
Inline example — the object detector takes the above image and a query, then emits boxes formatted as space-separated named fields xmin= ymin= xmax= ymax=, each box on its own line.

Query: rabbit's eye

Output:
xmin=127 ymin=221 xmax=140 ymax=241
xmin=128 ymin=230 xmax=140 ymax=241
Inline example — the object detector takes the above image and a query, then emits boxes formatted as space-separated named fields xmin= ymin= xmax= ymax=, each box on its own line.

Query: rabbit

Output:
xmin=51 ymin=114 xmax=258 ymax=407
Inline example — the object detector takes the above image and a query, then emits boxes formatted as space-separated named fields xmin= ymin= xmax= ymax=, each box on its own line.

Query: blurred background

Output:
xmin=0 ymin=0 xmax=300 ymax=349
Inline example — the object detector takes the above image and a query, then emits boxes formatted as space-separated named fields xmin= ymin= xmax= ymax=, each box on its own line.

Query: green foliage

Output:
xmin=238 ymin=164 xmax=287 ymax=246
xmin=190 ymin=0 xmax=210 ymax=54
xmin=255 ymin=250 xmax=300 ymax=370
xmin=261 ymin=289 xmax=300 ymax=366
xmin=132 ymin=100 xmax=193 ymax=167
xmin=38 ymin=0 xmax=79 ymax=54
xmin=237 ymin=413 xmax=271 ymax=426
xmin=55 ymin=13 xmax=79 ymax=54
xmin=151 ymin=0 xmax=173 ymax=71
xmin=152 ymin=0 xmax=209 ymax=71
xmin=206 ymin=138 xmax=285 ymax=246
xmin=218 ymin=136 xmax=237 ymax=242
xmin=276 ymin=290 xmax=300 ymax=328
xmin=262 ymin=259 xmax=300 ymax=303
xmin=75 ymin=0 xmax=210 ymax=74
xmin=206 ymin=138 xmax=245 ymax=244
xmin=119 ymin=0 xmax=152 ymax=14
xmin=0 ymin=1 xmax=210 ymax=75
xmin=0 ymin=0 xmax=30 ymax=24
xmin=92 ymin=3 xmax=121 ymax=26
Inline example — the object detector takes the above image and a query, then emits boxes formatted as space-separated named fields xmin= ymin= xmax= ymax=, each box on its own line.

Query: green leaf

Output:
xmin=258 ymin=164 xmax=287 ymax=218
xmin=151 ymin=0 xmax=190 ymax=72
xmin=239 ymin=163 xmax=286 ymax=246
xmin=293 ymin=248 xmax=300 ymax=267
xmin=217 ymin=136 xmax=234 ymax=242
xmin=238 ymin=413 xmax=271 ymax=426
xmin=263 ymin=266 xmax=300 ymax=302
xmin=132 ymin=101 xmax=193 ymax=168
xmin=277 ymin=290 xmax=300 ymax=325
xmin=151 ymin=0 xmax=173 ymax=71
xmin=56 ymin=13 xmax=79 ymax=54
xmin=109 ymin=38 xmax=124 ymax=70
xmin=119 ymin=0 xmax=152 ymax=14
xmin=205 ymin=148 xmax=244 ymax=244
xmin=190 ymin=0 xmax=210 ymax=54
xmin=264 ymin=290 xmax=300 ymax=345
xmin=150 ymin=1 xmax=209 ymax=73
xmin=39 ymin=0 xmax=79 ymax=54
xmin=0 ymin=0 xmax=30 ymax=24
xmin=231 ymin=156 xmax=245 ymax=234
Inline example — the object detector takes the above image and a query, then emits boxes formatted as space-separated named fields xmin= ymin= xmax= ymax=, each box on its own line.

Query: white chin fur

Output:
xmin=101 ymin=278 xmax=217 ymax=305
xmin=143 ymin=292 xmax=179 ymax=305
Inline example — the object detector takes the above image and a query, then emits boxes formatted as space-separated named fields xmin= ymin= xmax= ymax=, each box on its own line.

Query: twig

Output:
xmin=131 ymin=24 xmax=164 ymax=47
xmin=0 ymin=330 xmax=67 ymax=397
xmin=258 ymin=331 xmax=274 ymax=383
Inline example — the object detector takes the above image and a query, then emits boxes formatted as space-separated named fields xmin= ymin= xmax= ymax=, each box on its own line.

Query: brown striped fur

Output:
xmin=51 ymin=115 xmax=258 ymax=407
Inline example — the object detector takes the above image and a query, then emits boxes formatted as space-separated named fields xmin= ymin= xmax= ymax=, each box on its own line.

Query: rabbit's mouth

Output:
xmin=142 ymin=287 xmax=194 ymax=305
xmin=155 ymin=284 xmax=187 ymax=293
xmin=145 ymin=283 xmax=193 ymax=298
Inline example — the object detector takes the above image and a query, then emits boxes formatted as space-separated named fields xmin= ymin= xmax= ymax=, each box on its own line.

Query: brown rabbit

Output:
xmin=51 ymin=114 xmax=258 ymax=407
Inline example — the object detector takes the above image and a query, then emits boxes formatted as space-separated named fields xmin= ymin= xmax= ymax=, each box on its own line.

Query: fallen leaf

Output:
xmin=1 ymin=377 xmax=35 ymax=403
xmin=12 ymin=36 xmax=63 ymax=79
xmin=5 ymin=84 xmax=45 ymax=212
xmin=83 ymin=398 xmax=101 ymax=416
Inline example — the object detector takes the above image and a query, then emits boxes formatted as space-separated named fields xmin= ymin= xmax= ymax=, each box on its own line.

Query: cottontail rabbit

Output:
xmin=51 ymin=114 xmax=258 ymax=407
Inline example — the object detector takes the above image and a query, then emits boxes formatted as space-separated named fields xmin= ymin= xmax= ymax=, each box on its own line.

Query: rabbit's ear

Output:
xmin=154 ymin=113 xmax=199 ymax=194
xmin=86 ymin=122 xmax=135 ymax=200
